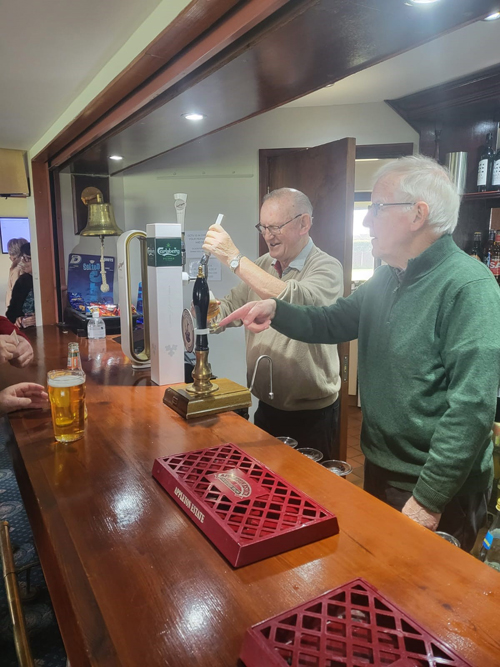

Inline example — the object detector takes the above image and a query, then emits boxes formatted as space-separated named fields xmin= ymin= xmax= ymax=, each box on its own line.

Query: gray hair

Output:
xmin=373 ymin=155 xmax=460 ymax=235
xmin=263 ymin=187 xmax=313 ymax=218
xmin=7 ymin=237 xmax=29 ymax=257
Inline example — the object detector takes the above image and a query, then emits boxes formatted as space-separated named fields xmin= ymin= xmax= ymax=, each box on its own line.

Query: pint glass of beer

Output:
xmin=47 ymin=369 xmax=86 ymax=443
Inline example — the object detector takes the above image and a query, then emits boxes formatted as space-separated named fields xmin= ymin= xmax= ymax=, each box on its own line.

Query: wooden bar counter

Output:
xmin=1 ymin=326 xmax=499 ymax=666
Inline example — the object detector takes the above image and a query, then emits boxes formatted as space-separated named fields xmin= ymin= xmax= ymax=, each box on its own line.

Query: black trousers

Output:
xmin=364 ymin=459 xmax=489 ymax=553
xmin=253 ymin=398 xmax=340 ymax=460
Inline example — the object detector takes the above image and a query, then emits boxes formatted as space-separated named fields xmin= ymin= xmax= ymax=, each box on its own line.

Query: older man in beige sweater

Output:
xmin=202 ymin=188 xmax=343 ymax=458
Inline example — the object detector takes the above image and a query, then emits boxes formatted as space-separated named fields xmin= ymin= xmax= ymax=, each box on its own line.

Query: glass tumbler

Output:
xmin=297 ymin=448 xmax=323 ymax=462
xmin=276 ymin=436 xmax=298 ymax=448
xmin=322 ymin=460 xmax=353 ymax=477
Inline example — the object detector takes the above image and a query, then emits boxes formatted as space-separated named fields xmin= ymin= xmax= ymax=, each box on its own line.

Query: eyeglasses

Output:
xmin=255 ymin=213 xmax=303 ymax=236
xmin=367 ymin=202 xmax=416 ymax=217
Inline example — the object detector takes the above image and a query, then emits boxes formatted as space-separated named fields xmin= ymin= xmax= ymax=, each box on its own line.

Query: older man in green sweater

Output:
xmin=220 ymin=155 xmax=500 ymax=552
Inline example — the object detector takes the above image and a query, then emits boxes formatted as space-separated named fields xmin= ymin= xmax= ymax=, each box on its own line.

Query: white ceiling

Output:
xmin=0 ymin=0 xmax=164 ymax=150
xmin=284 ymin=18 xmax=500 ymax=107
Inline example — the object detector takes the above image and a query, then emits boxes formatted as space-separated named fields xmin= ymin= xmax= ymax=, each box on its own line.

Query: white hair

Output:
xmin=263 ymin=187 xmax=313 ymax=217
xmin=373 ymin=155 xmax=460 ymax=235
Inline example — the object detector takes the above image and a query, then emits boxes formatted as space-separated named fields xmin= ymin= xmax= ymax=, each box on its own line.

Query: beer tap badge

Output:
xmin=146 ymin=238 xmax=182 ymax=267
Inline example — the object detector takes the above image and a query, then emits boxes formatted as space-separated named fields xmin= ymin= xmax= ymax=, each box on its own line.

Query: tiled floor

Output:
xmin=346 ymin=405 xmax=364 ymax=488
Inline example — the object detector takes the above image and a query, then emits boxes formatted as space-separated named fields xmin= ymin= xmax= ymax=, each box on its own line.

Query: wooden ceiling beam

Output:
xmin=43 ymin=0 xmax=293 ymax=168
xmin=32 ymin=0 xmax=251 ymax=163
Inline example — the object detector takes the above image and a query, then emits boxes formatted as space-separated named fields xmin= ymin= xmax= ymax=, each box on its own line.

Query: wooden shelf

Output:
xmin=461 ymin=191 xmax=500 ymax=202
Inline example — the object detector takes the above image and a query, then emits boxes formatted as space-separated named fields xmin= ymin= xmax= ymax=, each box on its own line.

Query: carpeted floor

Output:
xmin=0 ymin=418 xmax=67 ymax=667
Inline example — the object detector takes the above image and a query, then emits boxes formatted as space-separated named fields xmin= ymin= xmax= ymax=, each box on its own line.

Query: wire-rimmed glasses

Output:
xmin=255 ymin=213 xmax=303 ymax=236
xmin=367 ymin=202 xmax=416 ymax=217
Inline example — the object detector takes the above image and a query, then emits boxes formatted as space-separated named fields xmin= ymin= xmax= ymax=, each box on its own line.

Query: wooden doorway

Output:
xmin=259 ymin=138 xmax=356 ymax=461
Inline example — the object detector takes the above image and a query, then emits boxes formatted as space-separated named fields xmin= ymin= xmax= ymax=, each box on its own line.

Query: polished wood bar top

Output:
xmin=2 ymin=326 xmax=499 ymax=666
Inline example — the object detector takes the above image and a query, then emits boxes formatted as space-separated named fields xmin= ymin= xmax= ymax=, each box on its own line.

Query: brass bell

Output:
xmin=80 ymin=193 xmax=123 ymax=237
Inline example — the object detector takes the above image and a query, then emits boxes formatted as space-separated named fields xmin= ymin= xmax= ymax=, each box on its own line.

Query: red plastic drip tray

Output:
xmin=152 ymin=443 xmax=339 ymax=567
xmin=240 ymin=578 xmax=472 ymax=666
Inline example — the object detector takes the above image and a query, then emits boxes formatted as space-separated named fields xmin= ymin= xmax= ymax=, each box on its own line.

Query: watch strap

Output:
xmin=230 ymin=253 xmax=243 ymax=272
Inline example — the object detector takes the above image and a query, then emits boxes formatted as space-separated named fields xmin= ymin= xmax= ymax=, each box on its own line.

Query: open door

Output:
xmin=259 ymin=138 xmax=356 ymax=461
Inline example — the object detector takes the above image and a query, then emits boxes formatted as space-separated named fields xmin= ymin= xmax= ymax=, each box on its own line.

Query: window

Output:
xmin=0 ymin=217 xmax=31 ymax=253
xmin=352 ymin=208 xmax=374 ymax=282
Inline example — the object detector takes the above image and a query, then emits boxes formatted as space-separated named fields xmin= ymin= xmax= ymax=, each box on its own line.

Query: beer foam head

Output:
xmin=47 ymin=371 xmax=85 ymax=388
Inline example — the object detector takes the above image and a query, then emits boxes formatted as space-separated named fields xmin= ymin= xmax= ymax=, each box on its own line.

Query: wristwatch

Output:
xmin=229 ymin=253 xmax=243 ymax=273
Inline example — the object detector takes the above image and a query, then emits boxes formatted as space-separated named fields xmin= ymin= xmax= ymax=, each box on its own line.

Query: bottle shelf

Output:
xmin=462 ymin=191 xmax=500 ymax=202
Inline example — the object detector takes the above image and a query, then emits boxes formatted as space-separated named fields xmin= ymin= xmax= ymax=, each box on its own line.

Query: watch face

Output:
xmin=181 ymin=309 xmax=195 ymax=353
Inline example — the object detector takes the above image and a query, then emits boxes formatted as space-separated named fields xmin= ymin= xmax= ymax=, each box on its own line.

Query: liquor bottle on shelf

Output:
xmin=469 ymin=232 xmax=483 ymax=261
xmin=477 ymin=133 xmax=495 ymax=192
xmin=492 ymin=129 xmax=500 ymax=191
xmin=488 ymin=230 xmax=500 ymax=283
xmin=483 ymin=229 xmax=496 ymax=268
xmin=480 ymin=498 xmax=500 ymax=571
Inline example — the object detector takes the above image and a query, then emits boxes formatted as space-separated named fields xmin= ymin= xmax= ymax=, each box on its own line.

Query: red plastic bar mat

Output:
xmin=152 ymin=443 xmax=339 ymax=567
xmin=240 ymin=578 xmax=472 ymax=667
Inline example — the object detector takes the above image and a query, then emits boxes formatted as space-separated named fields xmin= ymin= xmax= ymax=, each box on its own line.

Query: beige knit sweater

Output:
xmin=216 ymin=243 xmax=343 ymax=411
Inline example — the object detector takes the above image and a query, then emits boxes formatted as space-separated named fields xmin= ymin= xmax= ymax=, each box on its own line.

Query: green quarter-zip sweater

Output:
xmin=272 ymin=234 xmax=500 ymax=513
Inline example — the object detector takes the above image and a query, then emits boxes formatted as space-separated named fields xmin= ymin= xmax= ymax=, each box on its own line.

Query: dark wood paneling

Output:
xmin=388 ymin=64 xmax=500 ymax=253
xmin=258 ymin=148 xmax=307 ymax=255
xmin=53 ymin=0 xmax=496 ymax=174
xmin=387 ymin=62 xmax=500 ymax=129
xmin=33 ymin=0 xmax=243 ymax=163
xmin=2 ymin=327 xmax=500 ymax=666
xmin=356 ymin=143 xmax=414 ymax=160
xmin=50 ymin=0 xmax=294 ymax=170
xmin=32 ymin=162 xmax=59 ymax=325
xmin=52 ymin=172 xmax=67 ymax=319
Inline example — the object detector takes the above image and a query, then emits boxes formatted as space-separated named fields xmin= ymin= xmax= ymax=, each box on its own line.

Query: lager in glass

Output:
xmin=47 ymin=369 xmax=86 ymax=443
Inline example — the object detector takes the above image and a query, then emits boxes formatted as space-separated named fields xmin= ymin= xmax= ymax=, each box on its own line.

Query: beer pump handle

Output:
xmin=193 ymin=266 xmax=210 ymax=351
xmin=200 ymin=213 xmax=225 ymax=272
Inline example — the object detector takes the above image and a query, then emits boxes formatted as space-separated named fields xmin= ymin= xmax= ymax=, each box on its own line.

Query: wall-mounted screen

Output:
xmin=0 ymin=217 xmax=31 ymax=254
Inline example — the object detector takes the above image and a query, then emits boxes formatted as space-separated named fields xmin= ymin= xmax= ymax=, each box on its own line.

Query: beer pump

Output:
xmin=163 ymin=258 xmax=251 ymax=419
xmin=118 ymin=194 xmax=251 ymax=418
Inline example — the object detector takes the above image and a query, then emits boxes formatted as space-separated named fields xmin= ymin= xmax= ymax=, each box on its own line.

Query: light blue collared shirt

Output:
xmin=271 ymin=237 xmax=314 ymax=276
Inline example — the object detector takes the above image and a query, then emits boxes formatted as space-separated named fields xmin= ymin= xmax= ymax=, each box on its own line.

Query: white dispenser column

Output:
xmin=146 ymin=223 xmax=184 ymax=386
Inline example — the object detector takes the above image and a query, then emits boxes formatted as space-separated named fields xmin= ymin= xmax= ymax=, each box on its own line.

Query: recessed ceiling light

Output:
xmin=109 ymin=155 xmax=123 ymax=161
xmin=409 ymin=0 xmax=441 ymax=4
xmin=484 ymin=11 xmax=500 ymax=20
xmin=182 ymin=113 xmax=206 ymax=121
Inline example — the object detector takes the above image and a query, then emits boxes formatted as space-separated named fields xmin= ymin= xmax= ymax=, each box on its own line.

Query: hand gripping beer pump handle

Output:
xmin=200 ymin=214 xmax=224 ymax=272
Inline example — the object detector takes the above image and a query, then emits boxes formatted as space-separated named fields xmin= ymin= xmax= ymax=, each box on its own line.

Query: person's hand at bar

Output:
xmin=0 ymin=334 xmax=17 ymax=364
xmin=10 ymin=335 xmax=34 ymax=368
xmin=0 ymin=383 xmax=48 ymax=416
xmin=219 ymin=299 xmax=277 ymax=333
xmin=402 ymin=496 xmax=441 ymax=531
xmin=202 ymin=225 xmax=239 ymax=267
